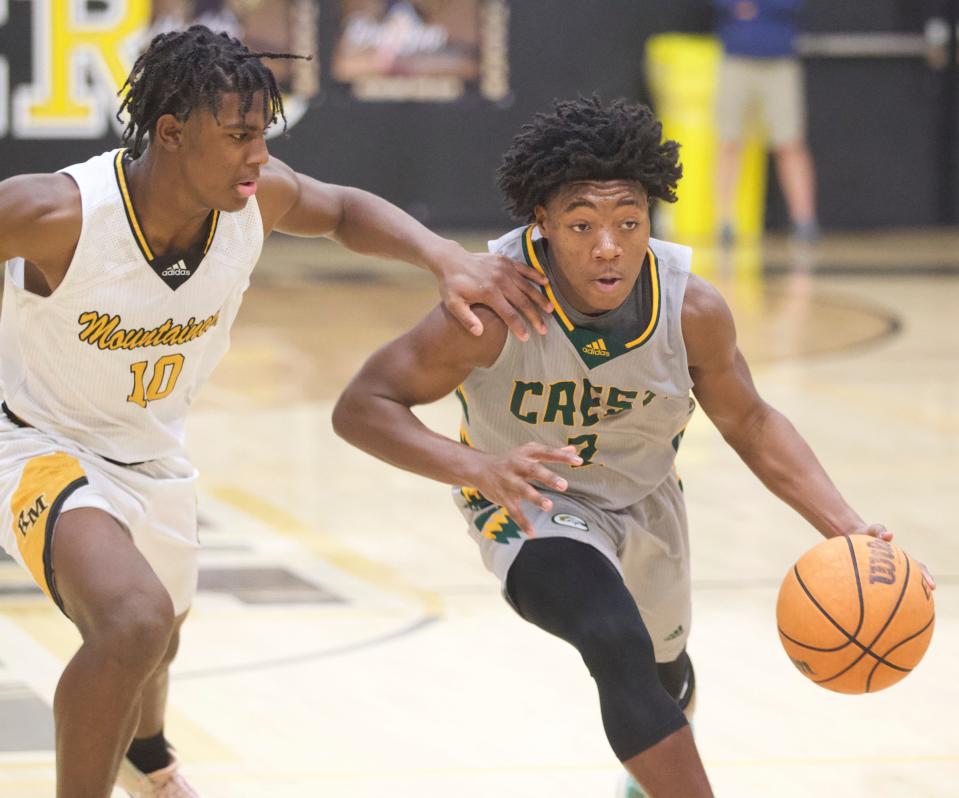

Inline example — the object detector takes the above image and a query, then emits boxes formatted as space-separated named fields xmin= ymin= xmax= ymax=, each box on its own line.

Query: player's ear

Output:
xmin=154 ymin=114 xmax=184 ymax=152
xmin=533 ymin=205 xmax=548 ymax=235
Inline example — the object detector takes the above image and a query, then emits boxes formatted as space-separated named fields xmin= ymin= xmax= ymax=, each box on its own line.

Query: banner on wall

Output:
xmin=148 ymin=1 xmax=320 ymax=129
xmin=329 ymin=0 xmax=510 ymax=103
xmin=1 ymin=0 xmax=321 ymax=141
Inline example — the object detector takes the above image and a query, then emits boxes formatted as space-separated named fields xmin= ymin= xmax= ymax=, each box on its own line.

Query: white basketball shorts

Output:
xmin=0 ymin=416 xmax=199 ymax=616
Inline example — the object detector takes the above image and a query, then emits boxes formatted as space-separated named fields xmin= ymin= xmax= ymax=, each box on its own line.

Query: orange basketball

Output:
xmin=776 ymin=535 xmax=934 ymax=694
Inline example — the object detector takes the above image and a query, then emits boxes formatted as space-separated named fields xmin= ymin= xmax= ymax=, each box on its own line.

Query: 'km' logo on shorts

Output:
xmin=17 ymin=495 xmax=48 ymax=536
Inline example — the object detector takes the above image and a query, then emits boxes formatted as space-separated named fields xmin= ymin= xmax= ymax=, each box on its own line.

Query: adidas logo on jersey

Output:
xmin=581 ymin=338 xmax=610 ymax=357
xmin=161 ymin=260 xmax=191 ymax=277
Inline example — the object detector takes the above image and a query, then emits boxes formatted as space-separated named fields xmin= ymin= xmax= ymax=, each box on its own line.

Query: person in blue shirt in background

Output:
xmin=713 ymin=0 xmax=820 ymax=244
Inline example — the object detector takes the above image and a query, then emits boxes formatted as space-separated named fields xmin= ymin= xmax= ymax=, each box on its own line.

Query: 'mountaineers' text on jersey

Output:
xmin=0 ymin=149 xmax=263 ymax=462
xmin=457 ymin=225 xmax=695 ymax=511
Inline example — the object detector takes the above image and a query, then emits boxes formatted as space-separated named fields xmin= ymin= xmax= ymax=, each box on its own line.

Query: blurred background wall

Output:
xmin=0 ymin=0 xmax=955 ymax=232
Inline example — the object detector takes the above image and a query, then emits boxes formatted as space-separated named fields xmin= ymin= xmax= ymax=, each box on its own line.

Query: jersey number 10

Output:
xmin=127 ymin=355 xmax=185 ymax=408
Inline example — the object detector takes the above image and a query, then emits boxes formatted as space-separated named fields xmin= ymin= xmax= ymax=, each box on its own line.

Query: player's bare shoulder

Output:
xmin=254 ymin=157 xmax=299 ymax=231
xmin=416 ymin=302 xmax=508 ymax=371
xmin=681 ymin=273 xmax=737 ymax=370
xmin=255 ymin=157 xmax=348 ymax=239
xmin=0 ymin=172 xmax=82 ymax=287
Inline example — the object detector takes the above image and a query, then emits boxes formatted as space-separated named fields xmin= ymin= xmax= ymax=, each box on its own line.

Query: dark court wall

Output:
xmin=0 ymin=1 xmax=954 ymax=229
xmin=0 ymin=1 xmax=668 ymax=229
xmin=273 ymin=1 xmax=680 ymax=228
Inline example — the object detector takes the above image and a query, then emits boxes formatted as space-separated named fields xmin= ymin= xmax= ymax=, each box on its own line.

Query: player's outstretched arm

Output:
xmin=684 ymin=274 xmax=890 ymax=541
xmin=0 ymin=174 xmax=81 ymax=290
xmin=331 ymin=306 xmax=580 ymax=533
xmin=256 ymin=158 xmax=552 ymax=340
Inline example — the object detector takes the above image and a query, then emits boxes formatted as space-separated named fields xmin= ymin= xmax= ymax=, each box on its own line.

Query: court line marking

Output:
xmin=799 ymin=378 xmax=959 ymax=435
xmin=0 ymin=615 xmax=66 ymax=706
xmin=157 ymin=753 xmax=959 ymax=781
xmin=708 ymin=753 xmax=959 ymax=768
xmin=0 ymin=753 xmax=954 ymax=782
xmin=207 ymin=484 xmax=444 ymax=617
xmin=174 ymin=615 xmax=437 ymax=679
xmin=765 ymin=263 xmax=959 ymax=277
xmin=754 ymin=286 xmax=902 ymax=365
xmin=168 ymin=486 xmax=445 ymax=679
xmin=0 ymin=612 xmax=237 ymax=762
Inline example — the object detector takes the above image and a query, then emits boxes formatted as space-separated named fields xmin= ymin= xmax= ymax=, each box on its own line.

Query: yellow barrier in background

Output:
xmin=645 ymin=34 xmax=767 ymax=245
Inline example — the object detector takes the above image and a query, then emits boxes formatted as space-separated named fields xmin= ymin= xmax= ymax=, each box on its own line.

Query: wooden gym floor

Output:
xmin=0 ymin=228 xmax=956 ymax=797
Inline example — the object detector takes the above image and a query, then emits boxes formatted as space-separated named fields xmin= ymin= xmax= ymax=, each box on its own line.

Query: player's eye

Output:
xmin=571 ymin=222 xmax=590 ymax=232
xmin=621 ymin=219 xmax=639 ymax=230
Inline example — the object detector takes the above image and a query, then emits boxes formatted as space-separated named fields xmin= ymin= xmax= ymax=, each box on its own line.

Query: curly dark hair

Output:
xmin=117 ymin=25 xmax=311 ymax=158
xmin=496 ymin=96 xmax=682 ymax=220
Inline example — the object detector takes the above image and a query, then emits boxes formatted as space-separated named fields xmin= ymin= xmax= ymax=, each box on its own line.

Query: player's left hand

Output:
xmin=438 ymin=249 xmax=553 ymax=340
xmin=850 ymin=523 xmax=937 ymax=591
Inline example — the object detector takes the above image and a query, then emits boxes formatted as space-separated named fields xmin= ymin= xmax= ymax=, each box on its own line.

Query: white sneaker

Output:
xmin=116 ymin=750 xmax=200 ymax=797
xmin=618 ymin=773 xmax=651 ymax=798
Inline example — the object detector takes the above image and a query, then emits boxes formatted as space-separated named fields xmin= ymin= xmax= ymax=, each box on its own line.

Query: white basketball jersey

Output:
xmin=456 ymin=224 xmax=695 ymax=511
xmin=0 ymin=149 xmax=263 ymax=462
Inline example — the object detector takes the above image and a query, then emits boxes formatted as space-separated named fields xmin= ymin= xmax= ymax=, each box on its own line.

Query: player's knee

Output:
xmin=87 ymin=592 xmax=175 ymax=674
xmin=157 ymin=620 xmax=185 ymax=669
xmin=576 ymin=611 xmax=657 ymax=682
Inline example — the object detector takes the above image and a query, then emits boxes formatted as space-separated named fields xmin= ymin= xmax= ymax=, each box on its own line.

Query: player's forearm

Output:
xmin=332 ymin=392 xmax=484 ymax=488
xmin=726 ymin=404 xmax=865 ymax=538
xmin=329 ymin=188 xmax=461 ymax=275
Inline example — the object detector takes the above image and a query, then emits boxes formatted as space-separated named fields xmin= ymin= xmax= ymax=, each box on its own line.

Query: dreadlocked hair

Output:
xmin=496 ymin=96 xmax=682 ymax=220
xmin=117 ymin=25 xmax=311 ymax=158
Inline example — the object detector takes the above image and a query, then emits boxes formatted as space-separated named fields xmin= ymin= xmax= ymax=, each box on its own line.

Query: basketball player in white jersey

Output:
xmin=0 ymin=26 xmax=552 ymax=798
xmin=333 ymin=97 xmax=936 ymax=798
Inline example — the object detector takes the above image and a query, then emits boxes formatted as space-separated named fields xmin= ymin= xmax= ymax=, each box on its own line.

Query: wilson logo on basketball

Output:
xmin=866 ymin=539 xmax=896 ymax=585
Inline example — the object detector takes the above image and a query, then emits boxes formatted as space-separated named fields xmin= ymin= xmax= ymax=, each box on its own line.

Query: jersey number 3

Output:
xmin=567 ymin=433 xmax=599 ymax=467
xmin=127 ymin=355 xmax=185 ymax=408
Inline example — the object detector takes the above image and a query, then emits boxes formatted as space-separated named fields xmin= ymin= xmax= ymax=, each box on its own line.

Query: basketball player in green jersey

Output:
xmin=0 ymin=26 xmax=551 ymax=798
xmin=333 ymin=97 xmax=936 ymax=798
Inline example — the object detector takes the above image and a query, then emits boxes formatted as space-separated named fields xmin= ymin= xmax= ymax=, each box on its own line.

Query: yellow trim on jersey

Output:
xmin=203 ymin=210 xmax=220 ymax=254
xmin=625 ymin=247 xmax=660 ymax=348
xmin=523 ymin=225 xmax=574 ymax=332
xmin=114 ymin=150 xmax=219 ymax=261
xmin=113 ymin=149 xmax=155 ymax=261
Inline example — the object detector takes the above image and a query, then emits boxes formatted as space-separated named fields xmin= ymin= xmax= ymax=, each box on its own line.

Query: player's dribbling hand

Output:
xmin=851 ymin=523 xmax=937 ymax=590
xmin=855 ymin=522 xmax=894 ymax=542
xmin=469 ymin=444 xmax=582 ymax=534
xmin=438 ymin=250 xmax=553 ymax=340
